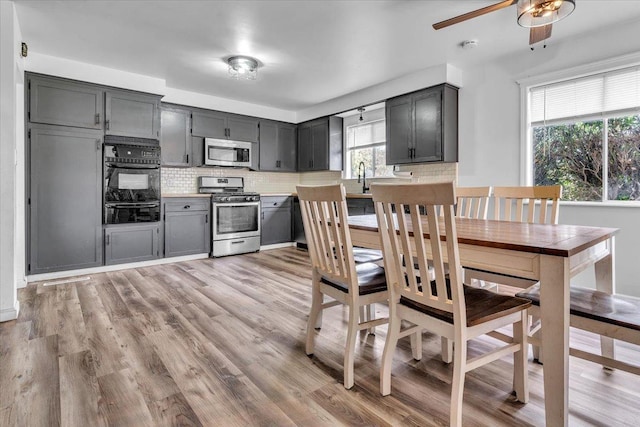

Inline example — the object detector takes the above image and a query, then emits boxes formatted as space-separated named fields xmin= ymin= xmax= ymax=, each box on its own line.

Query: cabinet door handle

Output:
xmin=231 ymin=240 xmax=245 ymax=245
xmin=105 ymin=119 xmax=110 ymax=130
xmin=186 ymin=154 xmax=189 ymax=164
xmin=95 ymin=113 xmax=100 ymax=125
xmin=184 ymin=205 xmax=191 ymax=209
xmin=205 ymin=214 xmax=208 ymax=223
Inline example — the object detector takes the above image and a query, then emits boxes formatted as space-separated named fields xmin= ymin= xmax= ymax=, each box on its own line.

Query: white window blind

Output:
xmin=346 ymin=119 xmax=385 ymax=149
xmin=530 ymin=66 xmax=640 ymax=124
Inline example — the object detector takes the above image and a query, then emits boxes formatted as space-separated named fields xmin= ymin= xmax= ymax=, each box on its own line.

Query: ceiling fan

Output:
xmin=433 ymin=0 xmax=576 ymax=46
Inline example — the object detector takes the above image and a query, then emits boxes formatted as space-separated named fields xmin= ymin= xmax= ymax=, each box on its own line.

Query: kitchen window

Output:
xmin=344 ymin=106 xmax=393 ymax=179
xmin=524 ymin=65 xmax=640 ymax=202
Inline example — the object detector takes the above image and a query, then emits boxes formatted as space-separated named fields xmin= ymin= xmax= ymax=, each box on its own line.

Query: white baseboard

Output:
xmin=27 ymin=253 xmax=210 ymax=283
xmin=0 ymin=300 xmax=20 ymax=322
xmin=260 ymin=242 xmax=296 ymax=251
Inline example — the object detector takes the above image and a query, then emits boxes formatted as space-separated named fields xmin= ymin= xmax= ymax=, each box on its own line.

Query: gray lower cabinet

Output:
xmin=28 ymin=124 xmax=103 ymax=274
xmin=297 ymin=116 xmax=343 ymax=171
xmin=386 ymin=83 xmax=458 ymax=165
xmin=105 ymin=89 xmax=160 ymax=139
xmin=164 ymin=198 xmax=210 ymax=257
xmin=28 ymin=75 xmax=104 ymax=130
xmin=261 ymin=196 xmax=292 ymax=245
xmin=346 ymin=198 xmax=375 ymax=216
xmin=104 ymin=223 xmax=160 ymax=265
xmin=161 ymin=105 xmax=192 ymax=166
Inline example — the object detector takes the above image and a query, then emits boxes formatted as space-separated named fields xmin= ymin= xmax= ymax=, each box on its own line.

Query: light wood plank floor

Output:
xmin=2 ymin=248 xmax=639 ymax=426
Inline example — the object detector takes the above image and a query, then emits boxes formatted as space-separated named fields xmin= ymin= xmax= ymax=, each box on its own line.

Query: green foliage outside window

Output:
xmin=533 ymin=115 xmax=640 ymax=201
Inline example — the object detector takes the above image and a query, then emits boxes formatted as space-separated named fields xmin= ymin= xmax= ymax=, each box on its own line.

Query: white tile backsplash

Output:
xmin=162 ymin=163 xmax=458 ymax=195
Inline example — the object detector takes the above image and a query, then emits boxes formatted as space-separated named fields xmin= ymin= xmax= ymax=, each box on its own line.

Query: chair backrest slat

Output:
xmin=493 ymin=185 xmax=562 ymax=224
xmin=372 ymin=182 xmax=465 ymax=320
xmin=297 ymin=184 xmax=357 ymax=288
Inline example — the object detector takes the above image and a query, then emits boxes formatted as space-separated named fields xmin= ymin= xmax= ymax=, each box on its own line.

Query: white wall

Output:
xmin=457 ymin=18 xmax=640 ymax=296
xmin=0 ymin=1 xmax=23 ymax=321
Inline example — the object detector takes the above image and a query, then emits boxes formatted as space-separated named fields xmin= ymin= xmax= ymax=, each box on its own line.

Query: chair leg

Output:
xmin=450 ymin=338 xmax=467 ymax=427
xmin=513 ymin=311 xmax=529 ymax=403
xmin=344 ymin=303 xmax=359 ymax=389
xmin=441 ymin=337 xmax=453 ymax=363
xmin=306 ymin=281 xmax=323 ymax=355
xmin=381 ymin=311 xmax=401 ymax=396
xmin=531 ymin=314 xmax=543 ymax=363
xmin=601 ymin=336 xmax=616 ymax=371
xmin=367 ymin=304 xmax=375 ymax=335
xmin=411 ymin=330 xmax=423 ymax=361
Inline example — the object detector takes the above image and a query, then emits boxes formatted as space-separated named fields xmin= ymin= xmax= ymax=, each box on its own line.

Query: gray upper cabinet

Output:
xmin=386 ymin=83 xmax=458 ymax=165
xmin=191 ymin=110 xmax=227 ymax=139
xmin=297 ymin=116 xmax=343 ymax=172
xmin=28 ymin=124 xmax=103 ymax=274
xmin=105 ymin=89 xmax=160 ymax=139
xmin=164 ymin=198 xmax=210 ymax=257
xmin=29 ymin=75 xmax=104 ymax=130
xmin=104 ymin=223 xmax=160 ymax=265
xmin=192 ymin=109 xmax=259 ymax=143
xmin=259 ymin=120 xmax=297 ymax=172
xmin=161 ymin=104 xmax=192 ymax=167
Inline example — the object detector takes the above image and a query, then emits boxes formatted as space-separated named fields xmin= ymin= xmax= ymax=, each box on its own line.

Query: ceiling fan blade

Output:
xmin=433 ymin=0 xmax=517 ymax=30
xmin=530 ymin=24 xmax=553 ymax=45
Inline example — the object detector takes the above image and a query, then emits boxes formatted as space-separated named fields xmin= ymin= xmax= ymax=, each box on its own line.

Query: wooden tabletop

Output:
xmin=348 ymin=215 xmax=618 ymax=258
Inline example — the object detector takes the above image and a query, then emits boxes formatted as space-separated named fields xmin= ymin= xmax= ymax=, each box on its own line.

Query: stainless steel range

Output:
xmin=198 ymin=177 xmax=261 ymax=257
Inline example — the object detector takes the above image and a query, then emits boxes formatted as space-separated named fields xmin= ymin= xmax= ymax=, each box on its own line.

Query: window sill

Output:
xmin=560 ymin=200 xmax=640 ymax=208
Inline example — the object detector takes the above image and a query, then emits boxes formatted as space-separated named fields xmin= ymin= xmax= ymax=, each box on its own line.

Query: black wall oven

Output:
xmin=104 ymin=139 xmax=160 ymax=224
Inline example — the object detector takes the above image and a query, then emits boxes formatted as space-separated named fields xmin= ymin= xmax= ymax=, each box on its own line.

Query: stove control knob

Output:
xmin=221 ymin=197 xmax=230 ymax=202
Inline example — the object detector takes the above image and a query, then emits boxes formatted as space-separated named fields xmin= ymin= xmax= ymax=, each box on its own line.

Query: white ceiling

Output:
xmin=14 ymin=0 xmax=640 ymax=112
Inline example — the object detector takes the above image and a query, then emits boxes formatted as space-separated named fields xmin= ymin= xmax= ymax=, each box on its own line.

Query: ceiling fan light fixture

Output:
xmin=227 ymin=56 xmax=259 ymax=80
xmin=517 ymin=0 xmax=575 ymax=28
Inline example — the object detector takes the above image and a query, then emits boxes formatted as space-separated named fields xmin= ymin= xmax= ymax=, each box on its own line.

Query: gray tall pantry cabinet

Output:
xmin=28 ymin=125 xmax=103 ymax=274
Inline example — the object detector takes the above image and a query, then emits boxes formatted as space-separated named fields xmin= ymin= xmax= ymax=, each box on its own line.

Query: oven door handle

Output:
xmin=213 ymin=202 xmax=260 ymax=207
xmin=105 ymin=162 xmax=160 ymax=169
xmin=105 ymin=202 xmax=160 ymax=208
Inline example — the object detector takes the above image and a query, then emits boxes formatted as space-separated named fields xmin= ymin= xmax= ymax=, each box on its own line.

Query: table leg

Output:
xmin=594 ymin=236 xmax=616 ymax=365
xmin=540 ymin=254 xmax=570 ymax=427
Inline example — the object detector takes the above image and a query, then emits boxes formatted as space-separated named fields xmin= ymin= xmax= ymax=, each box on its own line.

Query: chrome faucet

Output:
xmin=357 ymin=161 xmax=369 ymax=193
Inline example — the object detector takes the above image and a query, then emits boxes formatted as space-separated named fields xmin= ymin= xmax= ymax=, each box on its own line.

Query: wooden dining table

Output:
xmin=347 ymin=214 xmax=618 ymax=427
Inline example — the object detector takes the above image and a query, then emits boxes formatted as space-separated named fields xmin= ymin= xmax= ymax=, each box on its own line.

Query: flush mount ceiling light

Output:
xmin=227 ymin=56 xmax=259 ymax=80
xmin=517 ymin=0 xmax=575 ymax=27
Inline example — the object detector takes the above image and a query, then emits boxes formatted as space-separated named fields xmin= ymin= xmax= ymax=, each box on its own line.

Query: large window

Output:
xmin=528 ymin=66 xmax=640 ymax=202
xmin=344 ymin=108 xmax=393 ymax=179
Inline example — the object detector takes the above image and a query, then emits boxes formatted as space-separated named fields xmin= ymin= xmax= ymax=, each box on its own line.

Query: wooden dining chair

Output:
xmin=297 ymin=184 xmax=389 ymax=389
xmin=372 ymin=181 xmax=531 ymax=426
xmin=465 ymin=185 xmax=561 ymax=360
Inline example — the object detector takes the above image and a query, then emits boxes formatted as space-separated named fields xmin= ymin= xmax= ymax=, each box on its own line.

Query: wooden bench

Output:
xmin=516 ymin=284 xmax=640 ymax=375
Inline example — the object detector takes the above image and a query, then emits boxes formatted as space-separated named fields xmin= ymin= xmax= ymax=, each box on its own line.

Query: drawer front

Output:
xmin=261 ymin=196 xmax=292 ymax=209
xmin=164 ymin=198 xmax=209 ymax=212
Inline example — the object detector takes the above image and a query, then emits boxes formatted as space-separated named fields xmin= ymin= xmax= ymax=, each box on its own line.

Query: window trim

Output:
xmin=342 ymin=107 xmax=391 ymax=179
xmin=518 ymin=52 xmax=640 ymax=205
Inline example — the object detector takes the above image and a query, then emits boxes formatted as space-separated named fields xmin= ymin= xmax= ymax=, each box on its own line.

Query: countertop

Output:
xmin=162 ymin=193 xmax=212 ymax=198
xmin=163 ymin=192 xmax=373 ymax=199
xmin=261 ymin=192 xmax=373 ymax=199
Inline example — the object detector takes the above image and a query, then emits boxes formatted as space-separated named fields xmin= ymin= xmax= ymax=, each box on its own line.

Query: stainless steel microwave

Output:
xmin=204 ymin=138 xmax=252 ymax=167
